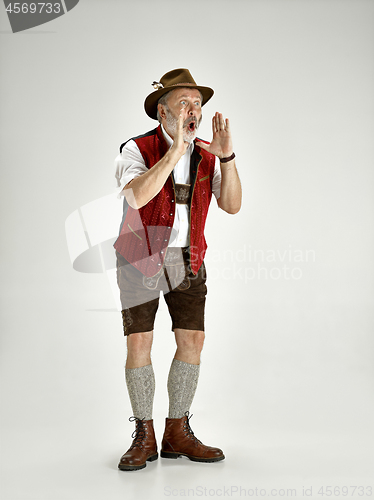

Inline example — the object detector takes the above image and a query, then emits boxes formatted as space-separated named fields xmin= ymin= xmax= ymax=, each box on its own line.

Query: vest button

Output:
xmin=171 ymin=200 xmax=175 ymax=203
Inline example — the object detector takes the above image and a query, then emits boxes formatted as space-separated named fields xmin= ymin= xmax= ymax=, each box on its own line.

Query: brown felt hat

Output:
xmin=144 ymin=68 xmax=214 ymax=120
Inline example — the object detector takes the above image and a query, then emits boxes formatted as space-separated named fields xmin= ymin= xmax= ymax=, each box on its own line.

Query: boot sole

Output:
xmin=160 ymin=450 xmax=225 ymax=463
xmin=118 ymin=453 xmax=158 ymax=471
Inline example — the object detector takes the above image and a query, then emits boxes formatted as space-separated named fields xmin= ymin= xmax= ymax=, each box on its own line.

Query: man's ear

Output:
xmin=158 ymin=103 xmax=166 ymax=120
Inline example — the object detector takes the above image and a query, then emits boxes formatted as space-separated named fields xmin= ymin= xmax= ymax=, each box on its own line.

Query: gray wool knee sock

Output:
xmin=167 ymin=358 xmax=200 ymax=419
xmin=125 ymin=364 xmax=155 ymax=420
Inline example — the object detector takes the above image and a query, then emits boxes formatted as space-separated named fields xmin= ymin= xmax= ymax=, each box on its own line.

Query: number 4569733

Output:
xmin=6 ymin=3 xmax=61 ymax=14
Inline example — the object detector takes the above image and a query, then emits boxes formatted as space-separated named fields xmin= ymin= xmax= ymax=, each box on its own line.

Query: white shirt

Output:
xmin=114 ymin=125 xmax=222 ymax=247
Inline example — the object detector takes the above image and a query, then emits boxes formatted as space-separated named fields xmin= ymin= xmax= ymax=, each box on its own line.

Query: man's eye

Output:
xmin=181 ymin=101 xmax=186 ymax=105
xmin=195 ymin=102 xmax=201 ymax=106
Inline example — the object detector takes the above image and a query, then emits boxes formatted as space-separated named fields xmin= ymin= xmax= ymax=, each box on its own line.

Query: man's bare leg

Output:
xmin=126 ymin=330 xmax=153 ymax=368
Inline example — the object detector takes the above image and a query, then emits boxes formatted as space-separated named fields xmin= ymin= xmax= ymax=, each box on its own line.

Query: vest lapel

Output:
xmin=190 ymin=144 xmax=202 ymax=190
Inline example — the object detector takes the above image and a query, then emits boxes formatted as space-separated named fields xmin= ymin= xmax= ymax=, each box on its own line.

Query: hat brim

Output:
xmin=144 ymin=84 xmax=214 ymax=120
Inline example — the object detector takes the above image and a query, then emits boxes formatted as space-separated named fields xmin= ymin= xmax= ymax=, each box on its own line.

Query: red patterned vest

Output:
xmin=114 ymin=125 xmax=216 ymax=277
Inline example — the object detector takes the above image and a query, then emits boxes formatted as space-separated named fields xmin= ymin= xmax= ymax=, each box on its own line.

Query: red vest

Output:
xmin=114 ymin=125 xmax=216 ymax=277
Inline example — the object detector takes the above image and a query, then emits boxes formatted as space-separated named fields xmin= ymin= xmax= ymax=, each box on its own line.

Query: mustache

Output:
xmin=184 ymin=116 xmax=201 ymax=127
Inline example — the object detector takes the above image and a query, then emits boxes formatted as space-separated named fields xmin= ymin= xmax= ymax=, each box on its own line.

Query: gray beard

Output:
xmin=165 ymin=109 xmax=201 ymax=144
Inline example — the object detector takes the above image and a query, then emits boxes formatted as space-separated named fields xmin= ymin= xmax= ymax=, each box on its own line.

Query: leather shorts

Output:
xmin=116 ymin=248 xmax=207 ymax=336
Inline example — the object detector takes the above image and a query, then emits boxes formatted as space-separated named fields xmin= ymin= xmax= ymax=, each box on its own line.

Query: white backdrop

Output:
xmin=1 ymin=1 xmax=373 ymax=499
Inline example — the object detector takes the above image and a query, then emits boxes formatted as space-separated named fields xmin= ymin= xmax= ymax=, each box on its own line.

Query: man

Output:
xmin=114 ymin=68 xmax=241 ymax=471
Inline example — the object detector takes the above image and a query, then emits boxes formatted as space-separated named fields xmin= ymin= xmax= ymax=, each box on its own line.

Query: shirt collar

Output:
xmin=161 ymin=124 xmax=194 ymax=153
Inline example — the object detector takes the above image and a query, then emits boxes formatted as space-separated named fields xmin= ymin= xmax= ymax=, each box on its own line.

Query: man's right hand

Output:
xmin=123 ymin=108 xmax=190 ymax=209
xmin=170 ymin=108 xmax=189 ymax=157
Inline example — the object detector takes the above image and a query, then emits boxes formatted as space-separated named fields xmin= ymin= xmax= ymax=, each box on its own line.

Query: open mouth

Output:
xmin=188 ymin=121 xmax=196 ymax=132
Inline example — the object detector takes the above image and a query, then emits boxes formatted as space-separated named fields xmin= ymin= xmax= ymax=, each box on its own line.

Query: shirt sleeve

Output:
xmin=212 ymin=155 xmax=222 ymax=200
xmin=114 ymin=140 xmax=148 ymax=198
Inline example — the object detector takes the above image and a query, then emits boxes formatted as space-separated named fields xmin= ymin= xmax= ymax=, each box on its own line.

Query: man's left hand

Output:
xmin=196 ymin=112 xmax=233 ymax=159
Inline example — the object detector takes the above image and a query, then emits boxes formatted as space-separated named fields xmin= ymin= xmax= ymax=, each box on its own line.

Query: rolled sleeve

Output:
xmin=212 ymin=156 xmax=221 ymax=200
xmin=114 ymin=140 xmax=148 ymax=198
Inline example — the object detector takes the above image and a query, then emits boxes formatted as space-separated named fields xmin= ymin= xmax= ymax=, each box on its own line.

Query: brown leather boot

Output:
xmin=118 ymin=417 xmax=158 ymax=471
xmin=161 ymin=412 xmax=225 ymax=463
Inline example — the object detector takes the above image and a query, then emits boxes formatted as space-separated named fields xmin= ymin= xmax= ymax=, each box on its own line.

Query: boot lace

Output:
xmin=183 ymin=411 xmax=202 ymax=444
xmin=129 ymin=416 xmax=147 ymax=450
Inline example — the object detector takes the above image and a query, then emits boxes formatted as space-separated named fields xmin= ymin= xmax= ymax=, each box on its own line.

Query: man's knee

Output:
xmin=127 ymin=331 xmax=153 ymax=357
xmin=175 ymin=329 xmax=205 ymax=354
